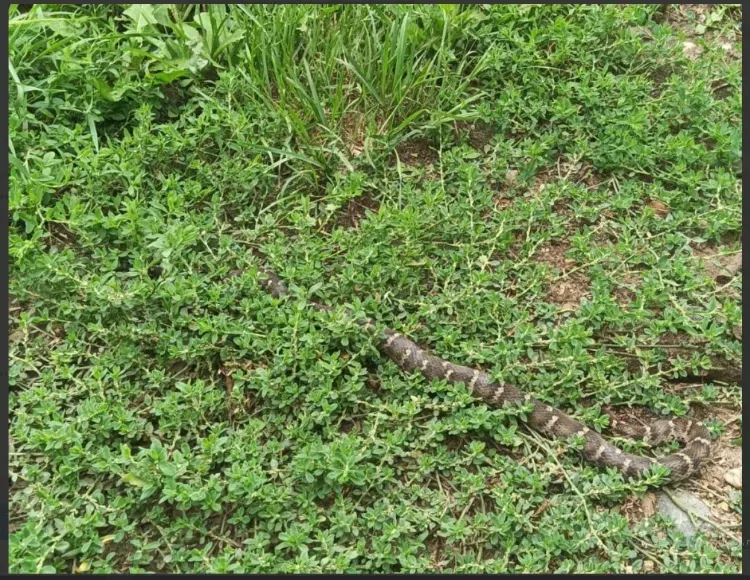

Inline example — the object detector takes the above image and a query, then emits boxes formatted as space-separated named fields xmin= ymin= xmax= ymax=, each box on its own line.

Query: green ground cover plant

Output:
xmin=9 ymin=3 xmax=742 ymax=573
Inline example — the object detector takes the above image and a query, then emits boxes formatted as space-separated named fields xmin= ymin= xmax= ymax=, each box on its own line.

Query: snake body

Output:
xmin=257 ymin=267 xmax=711 ymax=483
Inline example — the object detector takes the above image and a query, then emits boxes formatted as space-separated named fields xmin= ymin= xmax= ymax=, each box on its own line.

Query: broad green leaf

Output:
xmin=121 ymin=473 xmax=148 ymax=487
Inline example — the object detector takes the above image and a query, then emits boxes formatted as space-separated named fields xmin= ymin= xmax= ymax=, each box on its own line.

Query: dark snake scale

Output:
xmin=256 ymin=267 xmax=711 ymax=483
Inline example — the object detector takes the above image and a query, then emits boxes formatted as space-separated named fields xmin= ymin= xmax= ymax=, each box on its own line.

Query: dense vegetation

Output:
xmin=9 ymin=4 xmax=742 ymax=573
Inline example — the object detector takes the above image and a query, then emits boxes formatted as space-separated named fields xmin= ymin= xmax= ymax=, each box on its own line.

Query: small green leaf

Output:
xmin=122 ymin=473 xmax=148 ymax=487
xmin=158 ymin=462 xmax=176 ymax=477
xmin=123 ymin=4 xmax=157 ymax=32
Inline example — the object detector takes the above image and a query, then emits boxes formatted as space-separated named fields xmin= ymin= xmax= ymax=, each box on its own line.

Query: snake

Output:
xmin=255 ymin=266 xmax=711 ymax=483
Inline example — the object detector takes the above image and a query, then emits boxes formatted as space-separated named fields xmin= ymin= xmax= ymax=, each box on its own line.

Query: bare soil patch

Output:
xmin=612 ymin=271 xmax=642 ymax=307
xmin=453 ymin=120 xmax=495 ymax=151
xmin=335 ymin=192 xmax=381 ymax=229
xmin=341 ymin=111 xmax=367 ymax=158
xmin=394 ymin=138 xmax=440 ymax=167
xmin=692 ymin=245 xmax=742 ymax=284
xmin=45 ymin=221 xmax=78 ymax=251
xmin=536 ymin=241 xmax=591 ymax=309
xmin=663 ymin=4 xmax=742 ymax=60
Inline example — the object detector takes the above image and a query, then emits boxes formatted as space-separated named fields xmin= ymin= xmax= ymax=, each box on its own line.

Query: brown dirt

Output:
xmin=620 ymin=492 xmax=652 ymax=526
xmin=662 ymin=4 xmax=742 ymax=60
xmin=712 ymin=80 xmax=735 ymax=101
xmin=426 ymin=534 xmax=448 ymax=572
xmin=554 ymin=158 xmax=606 ymax=191
xmin=649 ymin=4 xmax=741 ymax=101
xmin=550 ymin=198 xmax=575 ymax=222
xmin=394 ymin=138 xmax=440 ymax=168
xmin=649 ymin=63 xmax=680 ymax=97
xmin=335 ymin=192 xmax=381 ymax=229
xmin=45 ymin=221 xmax=78 ymax=251
xmin=338 ymin=418 xmax=360 ymax=434
xmin=529 ymin=168 xmax=557 ymax=194
xmin=487 ymin=168 xmax=521 ymax=216
xmin=492 ymin=196 xmax=515 ymax=212
xmin=8 ymin=294 xmax=23 ymax=338
xmin=443 ymin=434 xmax=466 ymax=452
xmin=612 ymin=271 xmax=642 ymax=307
xmin=662 ymin=4 xmax=713 ymax=31
xmin=341 ymin=111 xmax=367 ymax=158
xmin=692 ymin=245 xmax=742 ymax=284
xmin=453 ymin=120 xmax=495 ymax=151
xmin=535 ymin=241 xmax=591 ymax=308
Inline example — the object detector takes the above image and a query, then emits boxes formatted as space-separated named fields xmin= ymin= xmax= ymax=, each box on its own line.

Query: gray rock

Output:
xmin=724 ymin=468 xmax=742 ymax=489
xmin=682 ymin=41 xmax=703 ymax=61
xmin=656 ymin=489 xmax=713 ymax=538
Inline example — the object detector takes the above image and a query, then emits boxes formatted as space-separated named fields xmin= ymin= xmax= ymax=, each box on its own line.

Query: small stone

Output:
xmin=505 ymin=169 xmax=518 ymax=186
xmin=682 ymin=41 xmax=703 ymax=61
xmin=724 ymin=467 xmax=742 ymax=489
xmin=656 ymin=489 xmax=713 ymax=538
xmin=717 ymin=501 xmax=730 ymax=512
xmin=643 ymin=560 xmax=654 ymax=572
